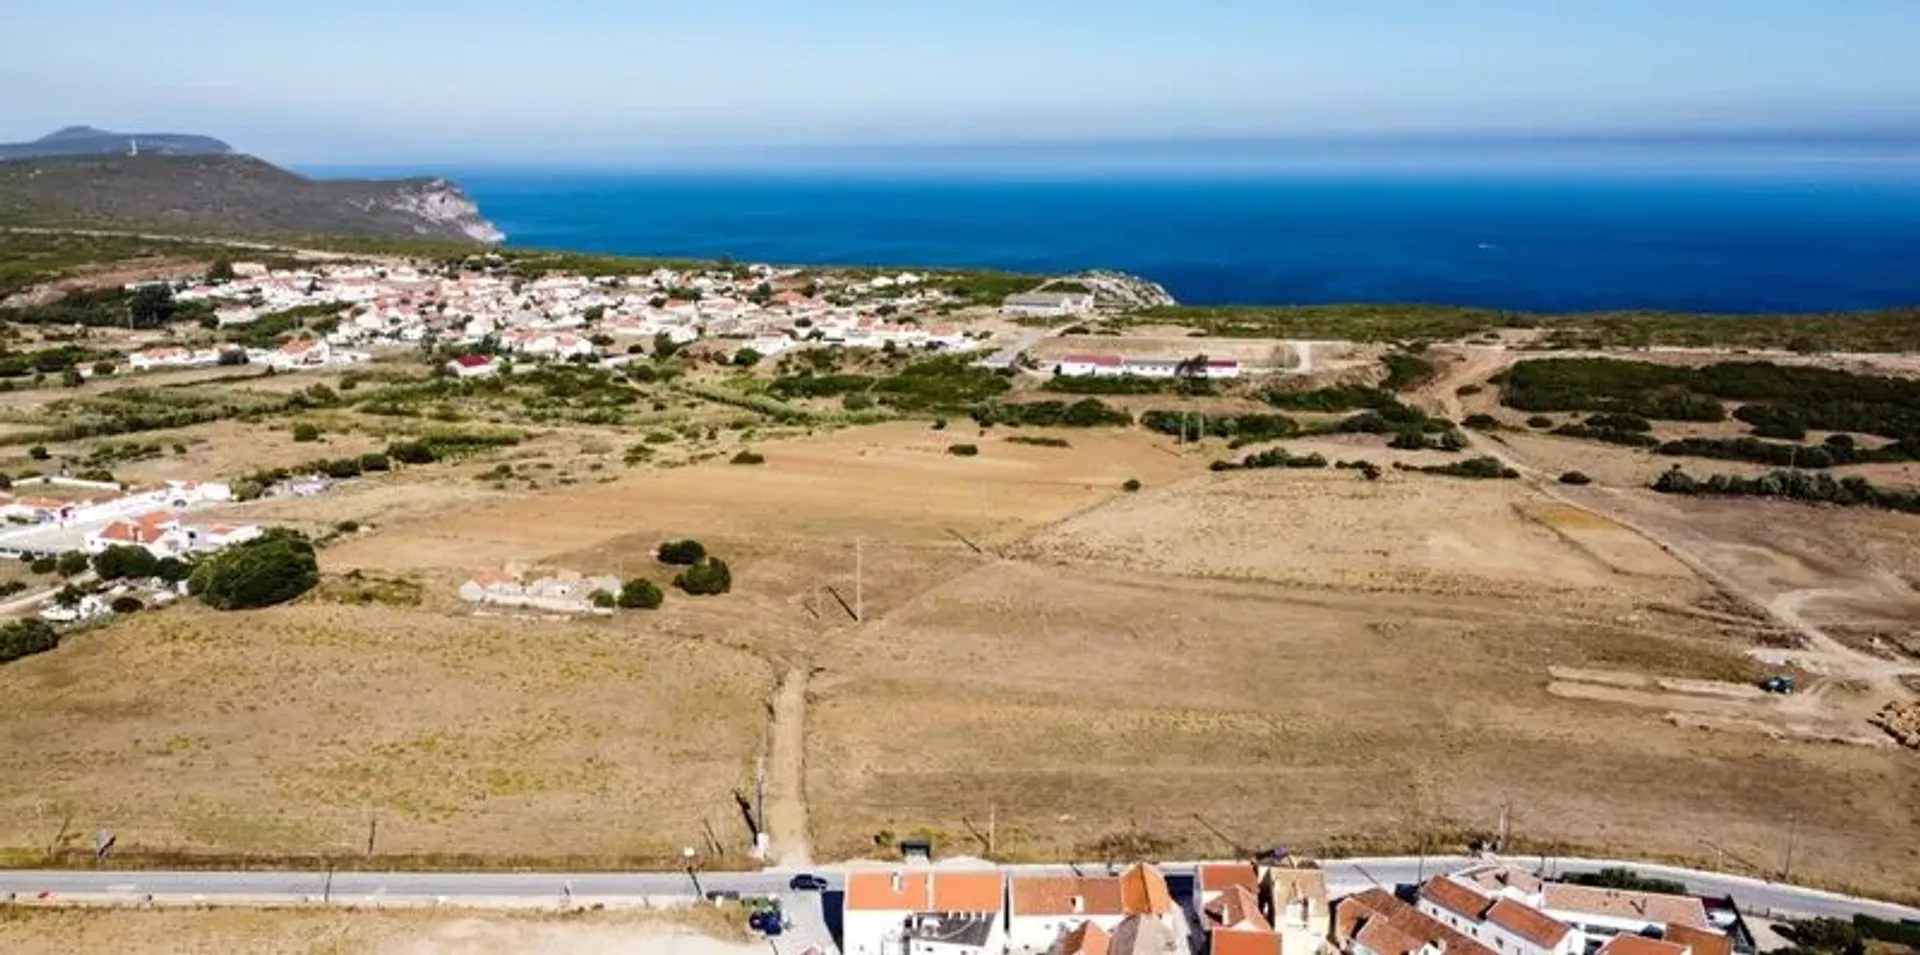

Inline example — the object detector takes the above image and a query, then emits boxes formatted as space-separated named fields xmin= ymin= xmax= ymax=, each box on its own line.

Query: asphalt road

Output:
xmin=3 ymin=856 xmax=1914 ymax=923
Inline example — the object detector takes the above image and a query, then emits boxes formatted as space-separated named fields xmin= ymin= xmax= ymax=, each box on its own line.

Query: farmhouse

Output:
xmin=1008 ymin=875 xmax=1128 ymax=955
xmin=1054 ymin=355 xmax=1242 ymax=380
xmin=1537 ymin=883 xmax=1709 ymax=939
xmin=459 ymin=562 xmax=620 ymax=614
xmin=1001 ymin=291 xmax=1095 ymax=318
xmin=1335 ymin=887 xmax=1493 ymax=955
xmin=1418 ymin=876 xmax=1578 ymax=955
xmin=447 ymin=353 xmax=503 ymax=378
xmin=83 ymin=511 xmax=262 ymax=558
xmin=843 ymin=870 xmax=1007 ymax=955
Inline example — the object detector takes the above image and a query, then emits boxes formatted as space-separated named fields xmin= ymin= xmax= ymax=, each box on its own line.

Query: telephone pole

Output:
xmin=1782 ymin=812 xmax=1799 ymax=882
xmin=854 ymin=537 xmax=864 ymax=623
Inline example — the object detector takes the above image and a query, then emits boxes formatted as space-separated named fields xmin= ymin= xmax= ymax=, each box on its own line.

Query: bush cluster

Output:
xmin=973 ymin=398 xmax=1132 ymax=428
xmin=1212 ymin=447 xmax=1329 ymax=471
xmin=188 ymin=530 xmax=320 ymax=610
xmin=0 ymin=619 xmax=59 ymax=666
xmin=658 ymin=539 xmax=707 ymax=565
xmin=674 ymin=557 xmax=732 ymax=596
xmin=1140 ymin=410 xmax=1300 ymax=446
xmin=1652 ymin=466 xmax=1920 ymax=514
xmin=1397 ymin=456 xmax=1518 ymax=479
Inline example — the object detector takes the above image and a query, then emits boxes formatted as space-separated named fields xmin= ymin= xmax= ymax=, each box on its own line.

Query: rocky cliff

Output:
xmin=0 ymin=153 xmax=503 ymax=245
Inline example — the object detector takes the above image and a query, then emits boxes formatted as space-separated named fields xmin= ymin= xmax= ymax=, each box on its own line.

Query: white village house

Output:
xmin=460 ymin=562 xmax=620 ymax=614
xmin=844 ymin=870 xmax=1009 ymax=955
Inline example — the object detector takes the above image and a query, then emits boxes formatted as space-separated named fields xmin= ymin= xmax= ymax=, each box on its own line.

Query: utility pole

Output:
xmin=854 ymin=537 xmax=864 ymax=624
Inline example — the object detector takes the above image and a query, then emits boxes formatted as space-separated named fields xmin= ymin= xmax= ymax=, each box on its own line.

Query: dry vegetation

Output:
xmin=0 ymin=907 xmax=757 ymax=955
xmin=1 ymin=339 xmax=1918 ymax=905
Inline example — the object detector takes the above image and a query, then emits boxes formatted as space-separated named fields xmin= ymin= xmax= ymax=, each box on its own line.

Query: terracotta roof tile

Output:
xmin=1354 ymin=916 xmax=1427 ymax=955
xmin=1119 ymin=864 xmax=1175 ymax=916
xmin=1012 ymin=876 xmax=1126 ymax=917
xmin=1485 ymin=899 xmax=1571 ymax=949
xmin=845 ymin=871 xmax=930 ymax=911
xmin=1198 ymin=863 xmax=1260 ymax=895
xmin=1059 ymin=922 xmax=1113 ymax=955
xmin=1420 ymin=877 xmax=1494 ymax=921
xmin=932 ymin=871 xmax=1005 ymax=913
xmin=1336 ymin=888 xmax=1494 ymax=955
xmin=1204 ymin=885 xmax=1271 ymax=931
xmin=1542 ymin=885 xmax=1708 ymax=929
xmin=1663 ymin=923 xmax=1733 ymax=955
xmin=1598 ymin=937 xmax=1690 ymax=955
xmin=1212 ymin=929 xmax=1283 ymax=955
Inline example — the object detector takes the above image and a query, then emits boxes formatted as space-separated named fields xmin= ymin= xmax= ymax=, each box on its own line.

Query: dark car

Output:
xmin=749 ymin=910 xmax=786 ymax=936
xmin=788 ymin=873 xmax=829 ymax=892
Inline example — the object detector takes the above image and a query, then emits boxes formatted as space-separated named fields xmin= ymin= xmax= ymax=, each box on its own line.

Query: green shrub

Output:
xmin=618 ymin=578 xmax=665 ymax=609
xmin=27 ymin=445 xmax=48 ymax=460
xmin=0 ymin=619 xmax=59 ymax=665
xmin=1462 ymin=413 xmax=1500 ymax=431
xmin=1559 ymin=471 xmax=1594 ymax=486
xmin=231 ymin=479 xmax=265 ymax=502
xmin=731 ymin=450 xmax=766 ymax=465
xmin=319 ymin=457 xmax=363 ymax=479
xmin=55 ymin=551 xmax=89 ymax=577
xmin=153 ymin=557 xmax=191 ymax=583
xmin=1122 ymin=478 xmax=1142 ymax=492
xmin=291 ymin=422 xmax=321 ymax=442
xmin=733 ymin=347 xmax=764 ymax=367
xmin=1526 ymin=415 xmax=1554 ymax=429
xmin=386 ymin=440 xmax=437 ymax=465
xmin=658 ymin=539 xmax=707 ymax=565
xmin=590 ymin=590 xmax=616 ymax=609
xmin=92 ymin=544 xmax=158 ymax=580
xmin=947 ymin=443 xmax=980 ymax=456
xmin=28 ymin=556 xmax=56 ymax=574
xmin=1007 ymin=435 xmax=1070 ymax=448
xmin=842 ymin=392 xmax=876 ymax=411
xmin=188 ymin=530 xmax=320 ymax=610
xmin=673 ymin=557 xmax=732 ymax=596
xmin=336 ymin=520 xmax=361 ymax=533
xmin=108 ymin=595 xmax=144 ymax=614
xmin=1398 ymin=456 xmax=1518 ymax=480
xmin=359 ymin=453 xmax=391 ymax=472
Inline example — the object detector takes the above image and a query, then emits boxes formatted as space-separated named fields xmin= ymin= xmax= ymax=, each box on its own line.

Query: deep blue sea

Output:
xmin=385 ymin=168 xmax=1920 ymax=313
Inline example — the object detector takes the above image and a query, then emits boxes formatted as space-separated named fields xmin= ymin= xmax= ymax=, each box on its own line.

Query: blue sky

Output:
xmin=3 ymin=0 xmax=1920 ymax=165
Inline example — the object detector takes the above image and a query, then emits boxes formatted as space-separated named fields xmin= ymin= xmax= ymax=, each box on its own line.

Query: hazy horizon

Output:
xmin=8 ymin=1 xmax=1920 ymax=165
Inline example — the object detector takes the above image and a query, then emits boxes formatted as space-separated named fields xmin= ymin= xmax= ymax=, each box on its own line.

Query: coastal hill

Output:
xmin=0 ymin=132 xmax=503 ymax=244
xmin=0 ymin=125 xmax=234 ymax=161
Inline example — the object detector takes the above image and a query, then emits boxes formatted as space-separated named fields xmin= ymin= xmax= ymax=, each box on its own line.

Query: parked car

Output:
xmin=1760 ymin=674 xmax=1797 ymax=694
xmin=749 ymin=910 xmax=786 ymax=936
xmin=788 ymin=873 xmax=829 ymax=892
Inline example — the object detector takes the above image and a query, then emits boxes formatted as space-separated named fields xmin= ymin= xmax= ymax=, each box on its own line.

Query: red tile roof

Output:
xmin=1012 ymin=875 xmax=1126 ymax=917
xmin=1119 ymin=863 xmax=1175 ymax=916
xmin=1598 ymin=937 xmax=1690 ymax=955
xmin=1060 ymin=923 xmax=1113 ymax=955
xmin=1336 ymin=888 xmax=1493 ymax=955
xmin=1204 ymin=885 xmax=1271 ymax=931
xmin=1420 ymin=877 xmax=1494 ymax=921
xmin=845 ymin=871 xmax=929 ymax=911
xmin=1542 ymin=885 xmax=1708 ymax=929
xmin=1197 ymin=863 xmax=1260 ymax=896
xmin=1212 ymin=929 xmax=1283 ymax=955
xmin=1663 ymin=923 xmax=1732 ymax=955
xmin=1485 ymin=898 xmax=1572 ymax=949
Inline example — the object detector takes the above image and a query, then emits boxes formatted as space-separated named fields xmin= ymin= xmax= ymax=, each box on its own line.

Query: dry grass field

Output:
xmin=0 ymin=601 xmax=773 ymax=863
xmin=1 ymin=394 xmax=1916 ymax=901
xmin=0 ymin=907 xmax=755 ymax=955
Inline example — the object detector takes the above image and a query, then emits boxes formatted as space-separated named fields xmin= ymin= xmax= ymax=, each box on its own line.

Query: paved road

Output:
xmin=4 ymin=856 xmax=1914 ymax=923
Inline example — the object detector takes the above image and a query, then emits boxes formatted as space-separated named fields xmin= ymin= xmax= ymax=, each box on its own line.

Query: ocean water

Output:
xmin=439 ymin=171 xmax=1920 ymax=313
